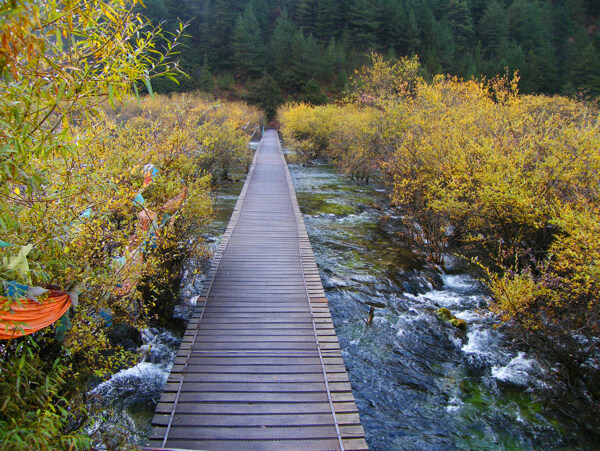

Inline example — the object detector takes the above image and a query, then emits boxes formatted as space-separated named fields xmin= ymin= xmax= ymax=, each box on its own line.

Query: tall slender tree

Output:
xmin=348 ymin=0 xmax=381 ymax=51
xmin=269 ymin=9 xmax=297 ymax=74
xmin=232 ymin=4 xmax=267 ymax=76
xmin=295 ymin=0 xmax=317 ymax=36
xmin=478 ymin=0 xmax=508 ymax=60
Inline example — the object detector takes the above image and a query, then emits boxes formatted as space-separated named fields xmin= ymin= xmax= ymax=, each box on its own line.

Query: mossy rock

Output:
xmin=322 ymin=204 xmax=356 ymax=215
xmin=436 ymin=307 xmax=452 ymax=321
xmin=436 ymin=307 xmax=467 ymax=331
xmin=450 ymin=318 xmax=467 ymax=331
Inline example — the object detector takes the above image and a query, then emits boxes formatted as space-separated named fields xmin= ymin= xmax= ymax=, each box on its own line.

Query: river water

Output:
xmin=287 ymin=159 xmax=596 ymax=450
xmin=92 ymin=141 xmax=595 ymax=449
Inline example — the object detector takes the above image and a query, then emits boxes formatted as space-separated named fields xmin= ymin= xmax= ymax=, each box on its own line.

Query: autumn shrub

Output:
xmin=278 ymin=103 xmax=341 ymax=159
xmin=347 ymin=53 xmax=423 ymax=106
xmin=0 ymin=339 xmax=90 ymax=449
xmin=390 ymin=82 xmax=600 ymax=385
xmin=383 ymin=76 xmax=600 ymax=387
xmin=327 ymin=106 xmax=383 ymax=183
xmin=0 ymin=94 xmax=260 ymax=444
xmin=279 ymin=54 xmax=600 ymax=390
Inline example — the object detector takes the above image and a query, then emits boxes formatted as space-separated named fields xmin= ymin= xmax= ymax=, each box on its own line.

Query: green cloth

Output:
xmin=2 ymin=244 xmax=33 ymax=284
xmin=55 ymin=312 xmax=71 ymax=342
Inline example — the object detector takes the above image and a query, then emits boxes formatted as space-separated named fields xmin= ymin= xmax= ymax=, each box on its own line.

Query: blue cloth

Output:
xmin=99 ymin=310 xmax=113 ymax=327
xmin=3 ymin=280 xmax=29 ymax=298
xmin=133 ymin=193 xmax=145 ymax=207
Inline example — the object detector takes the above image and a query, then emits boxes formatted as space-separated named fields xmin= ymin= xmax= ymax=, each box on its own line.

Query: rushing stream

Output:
xmin=287 ymin=158 xmax=597 ymax=450
xmin=93 ymin=140 xmax=595 ymax=449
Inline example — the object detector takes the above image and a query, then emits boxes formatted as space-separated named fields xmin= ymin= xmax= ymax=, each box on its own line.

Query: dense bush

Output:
xmin=279 ymin=55 xmax=600 ymax=393
xmin=279 ymin=102 xmax=382 ymax=182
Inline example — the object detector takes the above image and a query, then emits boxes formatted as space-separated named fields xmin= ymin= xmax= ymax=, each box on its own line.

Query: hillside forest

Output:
xmin=143 ymin=0 xmax=600 ymax=114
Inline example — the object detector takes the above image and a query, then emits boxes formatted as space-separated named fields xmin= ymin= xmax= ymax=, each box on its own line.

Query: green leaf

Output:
xmin=133 ymin=84 xmax=141 ymax=107
xmin=11 ymin=107 xmax=20 ymax=124
xmin=165 ymin=73 xmax=179 ymax=84
xmin=55 ymin=29 xmax=63 ymax=52
xmin=55 ymin=312 xmax=71 ymax=343
xmin=145 ymin=77 xmax=154 ymax=98
xmin=56 ymin=80 xmax=66 ymax=104
xmin=108 ymin=83 xmax=115 ymax=109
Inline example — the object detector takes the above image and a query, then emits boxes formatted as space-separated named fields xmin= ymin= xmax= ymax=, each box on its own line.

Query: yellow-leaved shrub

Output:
xmin=278 ymin=54 xmax=600 ymax=388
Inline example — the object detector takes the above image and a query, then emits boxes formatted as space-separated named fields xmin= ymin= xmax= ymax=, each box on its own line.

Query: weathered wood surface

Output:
xmin=148 ymin=130 xmax=367 ymax=451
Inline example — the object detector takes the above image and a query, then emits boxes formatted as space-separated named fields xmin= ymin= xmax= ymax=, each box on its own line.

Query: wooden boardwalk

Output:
xmin=148 ymin=130 xmax=367 ymax=450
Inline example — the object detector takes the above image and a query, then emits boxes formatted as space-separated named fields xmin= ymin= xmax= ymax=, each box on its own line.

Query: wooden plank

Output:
xmin=174 ymin=391 xmax=332 ymax=403
xmin=154 ymin=413 xmax=336 ymax=427
xmin=163 ymin=381 xmax=328 ymax=393
xmin=343 ymin=438 xmax=370 ymax=450
xmin=168 ymin=372 xmax=327 ymax=384
xmin=162 ymin=425 xmax=338 ymax=440
xmin=162 ymin=438 xmax=342 ymax=451
xmin=155 ymin=402 xmax=336 ymax=415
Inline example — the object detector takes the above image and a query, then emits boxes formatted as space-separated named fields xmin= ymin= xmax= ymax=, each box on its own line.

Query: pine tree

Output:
xmin=315 ymin=0 xmax=341 ymax=42
xmin=374 ymin=0 xmax=396 ymax=47
xmin=432 ymin=18 xmax=456 ymax=73
xmin=478 ymin=0 xmax=508 ymax=60
xmin=280 ymin=30 xmax=319 ymax=92
xmin=404 ymin=7 xmax=422 ymax=54
xmin=250 ymin=0 xmax=271 ymax=38
xmin=232 ymin=4 xmax=266 ymax=76
xmin=569 ymin=32 xmax=600 ymax=97
xmin=269 ymin=9 xmax=297 ymax=74
xmin=499 ymin=39 xmax=526 ymax=76
xmin=198 ymin=56 xmax=215 ymax=92
xmin=443 ymin=0 xmax=475 ymax=56
xmin=295 ymin=0 xmax=317 ymax=36
xmin=348 ymin=0 xmax=381 ymax=51
xmin=320 ymin=38 xmax=338 ymax=82
xmin=244 ymin=74 xmax=284 ymax=120
xmin=417 ymin=5 xmax=436 ymax=70
xmin=508 ymin=0 xmax=545 ymax=52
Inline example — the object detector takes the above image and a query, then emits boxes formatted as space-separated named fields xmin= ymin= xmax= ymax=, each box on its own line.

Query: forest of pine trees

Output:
xmin=143 ymin=0 xmax=600 ymax=111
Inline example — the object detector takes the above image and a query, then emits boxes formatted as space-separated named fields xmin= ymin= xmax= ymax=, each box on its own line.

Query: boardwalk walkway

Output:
xmin=149 ymin=130 xmax=367 ymax=450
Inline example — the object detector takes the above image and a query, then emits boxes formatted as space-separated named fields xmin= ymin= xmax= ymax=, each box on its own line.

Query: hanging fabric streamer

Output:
xmin=133 ymin=192 xmax=145 ymax=207
xmin=0 ymin=291 xmax=72 ymax=340
xmin=3 ymin=280 xmax=48 ymax=301
xmin=142 ymin=163 xmax=159 ymax=187
xmin=2 ymin=244 xmax=33 ymax=284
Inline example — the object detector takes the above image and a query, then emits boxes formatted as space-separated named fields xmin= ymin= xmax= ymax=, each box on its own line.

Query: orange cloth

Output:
xmin=137 ymin=208 xmax=157 ymax=232
xmin=0 ymin=291 xmax=71 ymax=339
xmin=162 ymin=187 xmax=188 ymax=214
